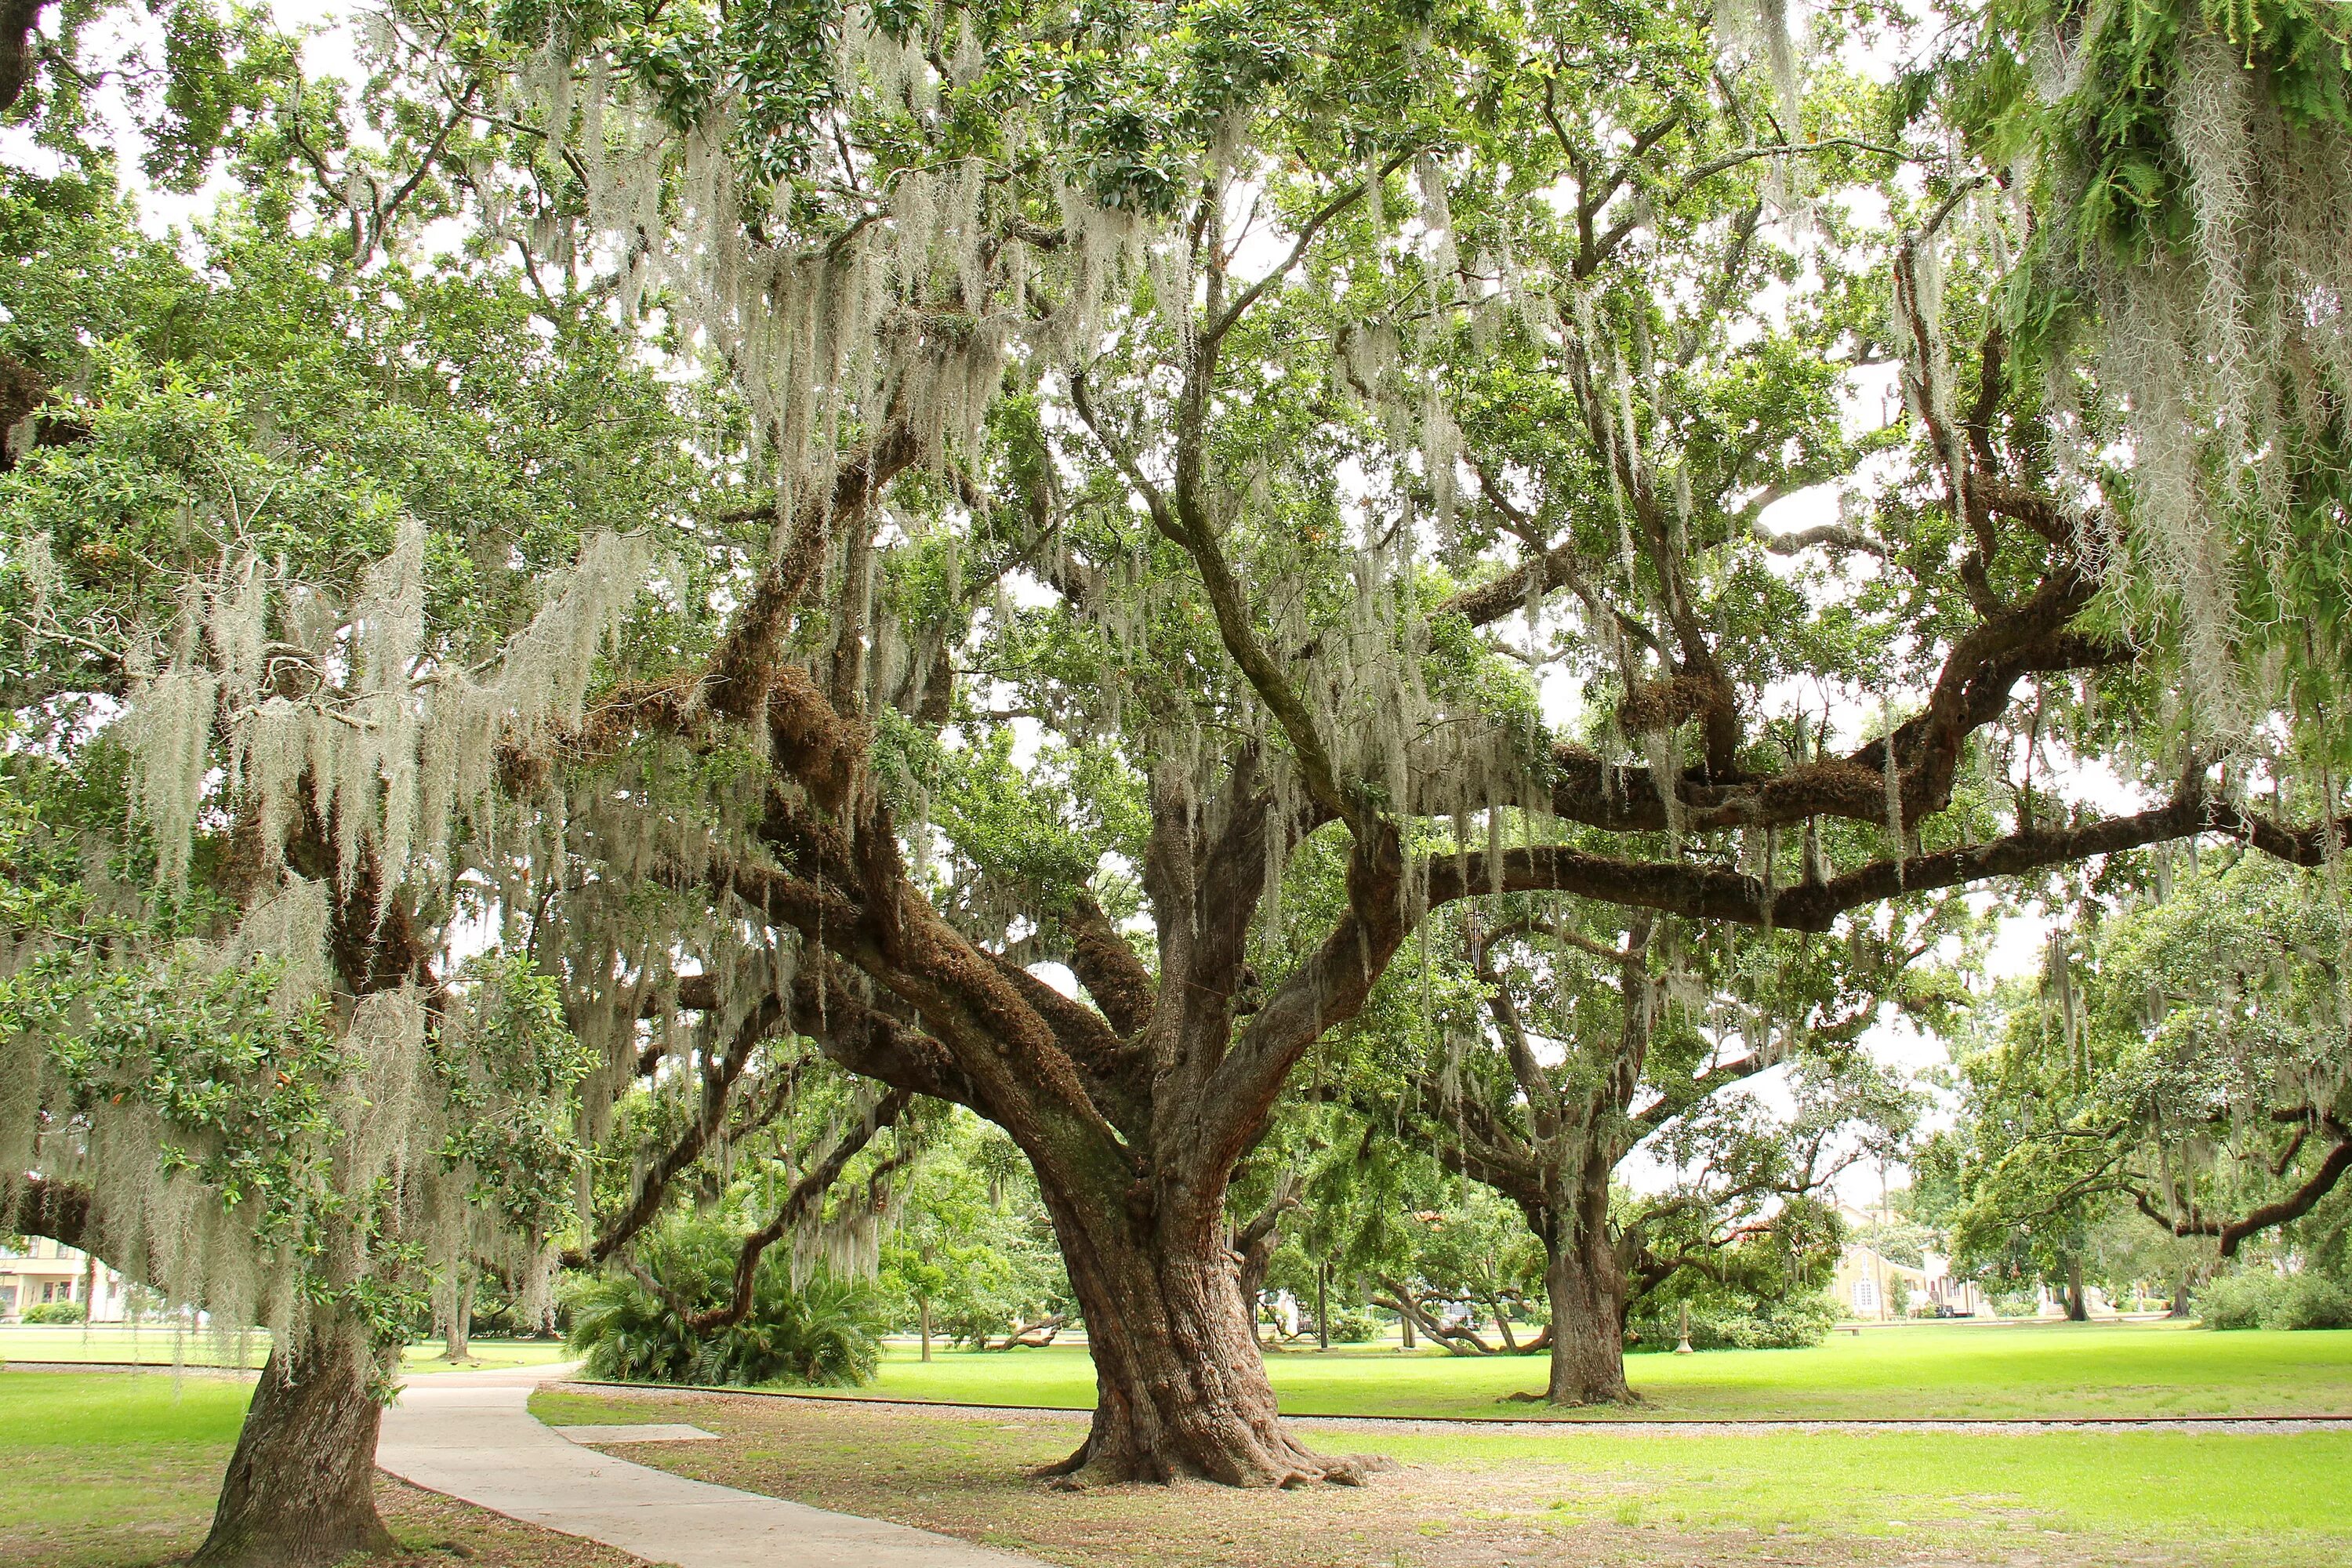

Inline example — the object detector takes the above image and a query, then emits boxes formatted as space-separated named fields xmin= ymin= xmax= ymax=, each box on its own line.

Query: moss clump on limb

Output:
xmin=1955 ymin=0 xmax=2352 ymax=747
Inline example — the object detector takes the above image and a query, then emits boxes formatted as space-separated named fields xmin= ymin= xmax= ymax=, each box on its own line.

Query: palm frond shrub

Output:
xmin=565 ymin=1221 xmax=884 ymax=1386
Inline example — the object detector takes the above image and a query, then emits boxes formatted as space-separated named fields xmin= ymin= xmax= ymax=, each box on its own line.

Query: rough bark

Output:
xmin=1033 ymin=1175 xmax=1382 ymax=1488
xmin=0 ymin=4 xmax=46 ymax=122
xmin=1544 ymin=1216 xmax=1633 ymax=1405
xmin=189 ymin=1322 xmax=395 ymax=1568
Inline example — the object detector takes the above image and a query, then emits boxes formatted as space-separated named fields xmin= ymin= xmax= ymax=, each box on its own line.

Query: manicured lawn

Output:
xmin=0 ymin=1372 xmax=639 ymax=1567
xmin=534 ymin=1381 xmax=2352 ymax=1567
xmin=0 ymin=1325 xmax=571 ymax=1376
xmin=395 ymin=1340 xmax=573 ymax=1375
xmin=805 ymin=1320 xmax=2352 ymax=1419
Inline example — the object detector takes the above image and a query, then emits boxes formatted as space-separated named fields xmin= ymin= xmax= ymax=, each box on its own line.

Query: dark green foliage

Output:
xmin=564 ymin=1222 xmax=884 ymax=1388
xmin=2198 ymin=1272 xmax=2352 ymax=1332
xmin=1624 ymin=1293 xmax=1836 ymax=1353
xmin=21 ymin=1300 xmax=88 ymax=1323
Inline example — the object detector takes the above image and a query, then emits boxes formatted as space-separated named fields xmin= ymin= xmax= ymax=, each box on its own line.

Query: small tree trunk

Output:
xmin=1544 ymin=1217 xmax=1632 ymax=1406
xmin=1315 ymin=1263 xmax=1330 ymax=1352
xmin=1400 ymin=1311 xmax=1415 ymax=1349
xmin=1033 ymin=1179 xmax=1380 ymax=1487
xmin=2167 ymin=1263 xmax=2194 ymax=1320
xmin=2065 ymin=1258 xmax=2090 ymax=1322
xmin=441 ymin=1265 xmax=474 ymax=1363
xmin=190 ymin=1321 xmax=396 ymax=1568
xmin=920 ymin=1296 xmax=934 ymax=1362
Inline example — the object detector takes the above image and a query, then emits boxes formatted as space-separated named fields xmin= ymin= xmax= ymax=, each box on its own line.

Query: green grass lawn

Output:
xmin=811 ymin=1320 xmax=2352 ymax=1419
xmin=532 ymin=1382 xmax=2352 ymax=1567
xmin=0 ymin=1372 xmax=637 ymax=1567
xmin=0 ymin=1325 xmax=571 ymax=1376
xmin=0 ymin=1370 xmax=256 ymax=1566
xmin=1348 ymin=1424 xmax=2352 ymax=1545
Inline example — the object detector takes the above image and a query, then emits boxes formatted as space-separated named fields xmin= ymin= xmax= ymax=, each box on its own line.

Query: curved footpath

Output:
xmin=376 ymin=1363 xmax=1044 ymax=1568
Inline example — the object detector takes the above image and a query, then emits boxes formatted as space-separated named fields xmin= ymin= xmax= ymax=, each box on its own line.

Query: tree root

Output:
xmin=1034 ymin=1432 xmax=1391 ymax=1490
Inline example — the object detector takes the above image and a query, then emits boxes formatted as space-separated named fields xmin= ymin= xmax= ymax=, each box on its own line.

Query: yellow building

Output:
xmin=0 ymin=1236 xmax=129 ymax=1321
xmin=1826 ymin=1203 xmax=1989 ymax=1320
xmin=1828 ymin=1240 xmax=1929 ymax=1321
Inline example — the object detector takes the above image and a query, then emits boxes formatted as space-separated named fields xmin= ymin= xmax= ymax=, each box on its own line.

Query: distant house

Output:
xmin=1828 ymin=1241 xmax=1929 ymax=1320
xmin=0 ymin=1236 xmax=131 ymax=1322
xmin=1827 ymin=1205 xmax=1990 ymax=1320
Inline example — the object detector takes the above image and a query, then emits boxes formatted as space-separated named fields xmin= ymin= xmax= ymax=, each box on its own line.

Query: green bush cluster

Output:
xmin=2198 ymin=1272 xmax=2352 ymax=1331
xmin=1319 ymin=1306 xmax=1381 ymax=1344
xmin=20 ymin=1301 xmax=88 ymax=1324
xmin=564 ymin=1221 xmax=886 ymax=1387
xmin=1625 ymin=1294 xmax=1836 ymax=1352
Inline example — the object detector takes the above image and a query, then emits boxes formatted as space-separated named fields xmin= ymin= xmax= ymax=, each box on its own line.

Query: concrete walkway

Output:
xmin=377 ymin=1364 xmax=1043 ymax=1568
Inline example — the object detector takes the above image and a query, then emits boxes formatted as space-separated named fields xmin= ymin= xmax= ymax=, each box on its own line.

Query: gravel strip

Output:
xmin=554 ymin=1381 xmax=2352 ymax=1435
xmin=1296 ymin=1413 xmax=2352 ymax=1436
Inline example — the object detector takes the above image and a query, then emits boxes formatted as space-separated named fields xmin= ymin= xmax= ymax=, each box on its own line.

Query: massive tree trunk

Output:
xmin=1033 ymin=1175 xmax=1378 ymax=1488
xmin=2064 ymin=1258 xmax=2090 ymax=1321
xmin=1544 ymin=1210 xmax=1632 ymax=1406
xmin=665 ymin=434 xmax=1425 ymax=1489
xmin=190 ymin=1320 xmax=396 ymax=1568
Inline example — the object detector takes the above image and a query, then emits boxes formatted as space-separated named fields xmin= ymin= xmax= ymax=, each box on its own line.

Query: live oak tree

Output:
xmin=363 ymin=0 xmax=2348 ymax=1488
xmin=1359 ymin=1185 xmax=1552 ymax=1353
xmin=1942 ymin=853 xmax=2352 ymax=1309
xmin=0 ymin=24 xmax=720 ymax=1561
xmin=877 ymin=1112 xmax=1075 ymax=1357
xmin=1356 ymin=896 xmax=1929 ymax=1402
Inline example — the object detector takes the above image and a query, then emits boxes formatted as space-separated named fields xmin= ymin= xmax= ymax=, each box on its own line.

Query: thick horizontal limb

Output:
xmin=1427 ymin=792 xmax=2352 ymax=932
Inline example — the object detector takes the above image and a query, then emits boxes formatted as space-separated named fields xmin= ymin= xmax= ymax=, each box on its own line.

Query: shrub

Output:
xmin=2197 ymin=1270 xmax=2352 ymax=1331
xmin=2268 ymin=1275 xmax=2352 ymax=1330
xmin=21 ymin=1301 xmax=86 ymax=1324
xmin=565 ymin=1221 xmax=884 ymax=1387
xmin=1320 ymin=1307 xmax=1381 ymax=1344
xmin=2198 ymin=1271 xmax=2281 ymax=1330
xmin=1626 ymin=1294 xmax=1835 ymax=1352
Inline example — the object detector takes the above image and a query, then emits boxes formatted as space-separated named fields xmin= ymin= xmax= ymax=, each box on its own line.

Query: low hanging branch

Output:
xmin=1232 ymin=1174 xmax=1304 ymax=1324
xmin=562 ymin=1000 xmax=790 ymax=1270
xmin=1367 ymin=1276 xmax=1504 ymax=1356
xmin=2129 ymin=1116 xmax=2352 ymax=1259
xmin=993 ymin=1312 xmax=1069 ymax=1350
xmin=683 ymin=1087 xmax=913 ymax=1334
